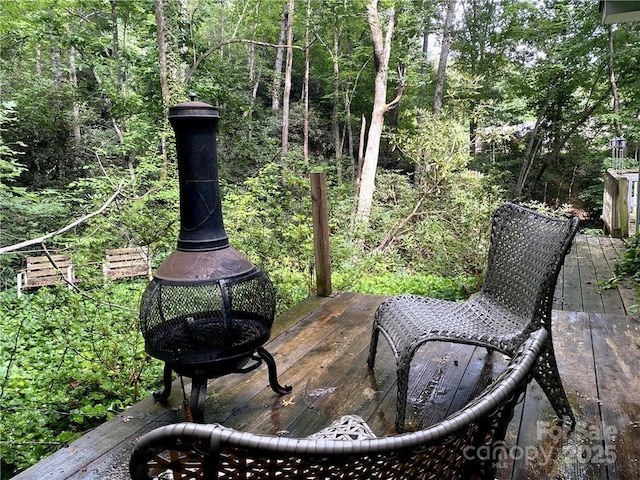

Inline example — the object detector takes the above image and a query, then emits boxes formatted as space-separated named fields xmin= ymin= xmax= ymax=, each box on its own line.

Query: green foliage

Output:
xmin=370 ymin=113 xmax=505 ymax=279
xmin=0 ymin=102 xmax=27 ymax=187
xmin=615 ymin=233 xmax=640 ymax=285
xmin=388 ymin=111 xmax=471 ymax=195
xmin=353 ymin=272 xmax=478 ymax=300
xmin=223 ymin=162 xmax=316 ymax=311
xmin=0 ymin=282 xmax=163 ymax=477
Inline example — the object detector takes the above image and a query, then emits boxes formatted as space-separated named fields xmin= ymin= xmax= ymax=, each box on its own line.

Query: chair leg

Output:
xmin=534 ymin=340 xmax=576 ymax=427
xmin=395 ymin=359 xmax=411 ymax=433
xmin=367 ymin=325 xmax=380 ymax=370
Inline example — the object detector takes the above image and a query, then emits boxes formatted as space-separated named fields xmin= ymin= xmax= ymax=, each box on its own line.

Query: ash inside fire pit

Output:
xmin=145 ymin=313 xmax=270 ymax=362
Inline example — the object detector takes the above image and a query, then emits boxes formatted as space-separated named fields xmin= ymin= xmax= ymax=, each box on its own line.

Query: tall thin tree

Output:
xmin=433 ymin=0 xmax=456 ymax=114
xmin=272 ymin=2 xmax=288 ymax=111
xmin=281 ymin=0 xmax=295 ymax=156
xmin=355 ymin=0 xmax=396 ymax=224
xmin=303 ymin=0 xmax=311 ymax=166
xmin=608 ymin=24 xmax=623 ymax=138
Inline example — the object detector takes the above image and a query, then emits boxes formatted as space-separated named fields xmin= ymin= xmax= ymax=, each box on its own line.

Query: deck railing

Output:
xmin=602 ymin=168 xmax=630 ymax=238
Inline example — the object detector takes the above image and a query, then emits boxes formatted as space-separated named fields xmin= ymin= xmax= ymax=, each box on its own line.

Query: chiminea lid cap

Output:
xmin=169 ymin=96 xmax=220 ymax=120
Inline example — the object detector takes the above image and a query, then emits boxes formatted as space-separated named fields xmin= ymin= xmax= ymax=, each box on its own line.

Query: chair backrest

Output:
xmin=16 ymin=254 xmax=75 ymax=297
xmin=103 ymin=247 xmax=151 ymax=281
xmin=481 ymin=202 xmax=579 ymax=330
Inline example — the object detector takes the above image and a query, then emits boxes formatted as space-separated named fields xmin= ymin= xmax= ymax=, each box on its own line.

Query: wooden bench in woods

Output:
xmin=16 ymin=254 xmax=75 ymax=297
xmin=103 ymin=247 xmax=151 ymax=281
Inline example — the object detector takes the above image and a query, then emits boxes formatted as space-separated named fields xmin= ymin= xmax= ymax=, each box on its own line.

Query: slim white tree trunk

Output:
xmin=332 ymin=28 xmax=342 ymax=183
xmin=272 ymin=3 xmax=288 ymax=111
xmin=433 ymin=0 xmax=456 ymax=114
xmin=355 ymin=0 xmax=395 ymax=223
xmin=69 ymin=45 xmax=82 ymax=144
xmin=281 ymin=0 xmax=294 ymax=156
xmin=303 ymin=0 xmax=311 ymax=166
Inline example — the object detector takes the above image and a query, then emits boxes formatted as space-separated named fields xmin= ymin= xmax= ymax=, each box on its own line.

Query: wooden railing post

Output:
xmin=602 ymin=168 xmax=629 ymax=238
xmin=310 ymin=172 xmax=332 ymax=297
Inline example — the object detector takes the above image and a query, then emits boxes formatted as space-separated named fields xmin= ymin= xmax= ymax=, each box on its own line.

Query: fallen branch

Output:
xmin=186 ymin=39 xmax=305 ymax=84
xmin=374 ymin=196 xmax=425 ymax=252
xmin=40 ymin=243 xmax=81 ymax=293
xmin=0 ymin=181 xmax=125 ymax=254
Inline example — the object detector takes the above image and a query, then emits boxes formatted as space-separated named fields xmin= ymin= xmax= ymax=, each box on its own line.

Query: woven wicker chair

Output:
xmin=129 ymin=329 xmax=547 ymax=480
xmin=368 ymin=202 xmax=579 ymax=431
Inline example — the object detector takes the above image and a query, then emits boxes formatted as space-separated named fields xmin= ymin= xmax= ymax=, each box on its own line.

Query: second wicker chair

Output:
xmin=367 ymin=202 xmax=579 ymax=431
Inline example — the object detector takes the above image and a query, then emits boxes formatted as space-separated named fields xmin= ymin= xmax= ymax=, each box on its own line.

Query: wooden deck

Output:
xmin=13 ymin=234 xmax=640 ymax=479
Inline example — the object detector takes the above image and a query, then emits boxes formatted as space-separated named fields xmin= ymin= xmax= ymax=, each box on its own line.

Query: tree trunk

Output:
xmin=155 ymin=0 xmax=170 ymax=181
xmin=515 ymin=90 xmax=553 ymax=196
xmin=345 ymin=90 xmax=355 ymax=179
xmin=245 ymin=1 xmax=261 ymax=137
xmin=416 ymin=11 xmax=430 ymax=185
xmin=50 ymin=42 xmax=63 ymax=86
xmin=281 ymin=0 xmax=294 ymax=156
xmin=111 ymin=0 xmax=123 ymax=93
xmin=419 ymin=18 xmax=429 ymax=112
xmin=351 ymin=114 xmax=367 ymax=225
xmin=388 ymin=63 xmax=406 ymax=130
xmin=357 ymin=114 xmax=366 ymax=189
xmin=69 ymin=45 xmax=81 ymax=144
xmin=303 ymin=0 xmax=311 ymax=166
xmin=608 ymin=25 xmax=623 ymax=137
xmin=155 ymin=0 xmax=185 ymax=179
xmin=433 ymin=0 xmax=456 ymax=114
xmin=155 ymin=0 xmax=171 ymax=114
xmin=355 ymin=0 xmax=395 ymax=224
xmin=110 ymin=0 xmax=134 ymax=179
xmin=469 ymin=117 xmax=477 ymax=156
xmin=36 ymin=45 xmax=42 ymax=77
xmin=332 ymin=28 xmax=342 ymax=183
xmin=272 ymin=3 xmax=288 ymax=111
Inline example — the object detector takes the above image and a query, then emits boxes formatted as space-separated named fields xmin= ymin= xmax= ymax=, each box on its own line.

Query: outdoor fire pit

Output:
xmin=139 ymin=96 xmax=291 ymax=422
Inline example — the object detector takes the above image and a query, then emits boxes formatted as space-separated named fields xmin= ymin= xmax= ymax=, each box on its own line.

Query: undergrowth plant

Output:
xmin=0 ymin=282 xmax=163 ymax=477
xmin=613 ymin=233 xmax=640 ymax=314
xmin=615 ymin=233 xmax=640 ymax=284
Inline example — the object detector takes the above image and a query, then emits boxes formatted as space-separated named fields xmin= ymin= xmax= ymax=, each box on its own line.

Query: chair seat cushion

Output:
xmin=307 ymin=415 xmax=377 ymax=440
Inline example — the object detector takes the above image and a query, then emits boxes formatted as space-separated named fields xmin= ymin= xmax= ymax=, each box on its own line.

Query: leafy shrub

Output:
xmin=0 ymin=283 xmax=163 ymax=477
xmin=615 ymin=233 xmax=640 ymax=284
xmin=222 ymin=162 xmax=316 ymax=312
xmin=349 ymin=271 xmax=478 ymax=301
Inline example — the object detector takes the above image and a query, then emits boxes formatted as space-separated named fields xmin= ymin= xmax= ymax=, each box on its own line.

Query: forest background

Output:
xmin=1 ymin=0 xmax=640 ymax=476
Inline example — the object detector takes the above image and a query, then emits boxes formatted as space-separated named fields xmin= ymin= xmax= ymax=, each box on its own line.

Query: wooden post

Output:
xmin=602 ymin=168 xmax=630 ymax=238
xmin=311 ymin=172 xmax=332 ymax=296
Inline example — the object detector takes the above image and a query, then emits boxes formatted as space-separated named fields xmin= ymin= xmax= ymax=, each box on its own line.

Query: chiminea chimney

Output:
xmin=139 ymin=97 xmax=291 ymax=422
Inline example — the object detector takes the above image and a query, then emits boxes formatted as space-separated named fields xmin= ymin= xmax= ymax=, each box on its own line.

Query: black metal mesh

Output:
xmin=139 ymin=270 xmax=275 ymax=364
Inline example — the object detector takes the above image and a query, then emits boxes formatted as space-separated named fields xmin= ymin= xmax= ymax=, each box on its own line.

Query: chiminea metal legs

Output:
xmin=153 ymin=347 xmax=292 ymax=422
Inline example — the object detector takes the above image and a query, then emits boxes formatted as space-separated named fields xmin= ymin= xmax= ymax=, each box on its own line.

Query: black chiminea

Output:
xmin=139 ymin=97 xmax=291 ymax=422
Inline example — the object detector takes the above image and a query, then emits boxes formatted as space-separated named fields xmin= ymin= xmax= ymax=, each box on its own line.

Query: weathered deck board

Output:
xmin=556 ymin=234 xmax=635 ymax=316
xmin=589 ymin=313 xmax=640 ymax=480
xmin=577 ymin=235 xmax=608 ymax=313
xmin=12 ymin=235 xmax=640 ymax=480
xmin=555 ymin=231 xmax=582 ymax=310
xmin=508 ymin=311 xmax=607 ymax=480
